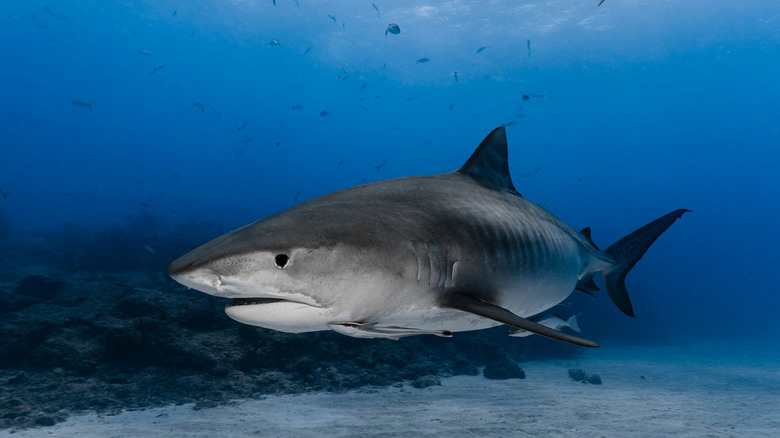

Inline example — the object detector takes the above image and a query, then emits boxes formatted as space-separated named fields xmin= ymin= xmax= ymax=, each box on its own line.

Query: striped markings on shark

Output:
xmin=169 ymin=127 xmax=688 ymax=347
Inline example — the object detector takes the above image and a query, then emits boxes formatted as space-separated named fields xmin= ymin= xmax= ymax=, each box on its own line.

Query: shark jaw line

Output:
xmin=226 ymin=296 xmax=322 ymax=309
xmin=221 ymin=283 xmax=324 ymax=308
xmin=223 ymin=296 xmax=335 ymax=333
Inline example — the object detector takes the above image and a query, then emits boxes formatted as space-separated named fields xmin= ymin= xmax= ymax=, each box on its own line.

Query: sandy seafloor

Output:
xmin=4 ymin=342 xmax=778 ymax=438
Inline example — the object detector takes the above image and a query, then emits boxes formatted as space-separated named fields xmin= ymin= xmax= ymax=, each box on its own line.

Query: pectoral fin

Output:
xmin=327 ymin=322 xmax=452 ymax=340
xmin=440 ymin=292 xmax=599 ymax=348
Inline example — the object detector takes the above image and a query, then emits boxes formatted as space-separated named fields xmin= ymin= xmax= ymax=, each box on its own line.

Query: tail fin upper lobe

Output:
xmin=602 ymin=209 xmax=690 ymax=317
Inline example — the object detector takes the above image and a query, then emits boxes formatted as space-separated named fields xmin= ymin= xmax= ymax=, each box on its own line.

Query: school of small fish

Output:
xmin=55 ymin=1 xmax=584 ymax=208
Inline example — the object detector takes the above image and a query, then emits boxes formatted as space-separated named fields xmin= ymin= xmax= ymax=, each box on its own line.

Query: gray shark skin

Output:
xmin=169 ymin=127 xmax=688 ymax=348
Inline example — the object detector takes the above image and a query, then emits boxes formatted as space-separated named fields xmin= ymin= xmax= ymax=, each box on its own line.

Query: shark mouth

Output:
xmin=226 ymin=297 xmax=320 ymax=308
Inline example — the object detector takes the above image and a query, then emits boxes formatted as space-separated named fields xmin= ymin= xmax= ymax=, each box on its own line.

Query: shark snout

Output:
xmin=168 ymin=254 xmax=319 ymax=306
xmin=168 ymin=250 xmax=226 ymax=295
xmin=169 ymin=266 xmax=226 ymax=296
xmin=168 ymin=252 xmax=198 ymax=279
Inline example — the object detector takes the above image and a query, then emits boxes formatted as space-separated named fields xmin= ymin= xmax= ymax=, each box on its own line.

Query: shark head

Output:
xmin=168 ymin=196 xmax=421 ymax=333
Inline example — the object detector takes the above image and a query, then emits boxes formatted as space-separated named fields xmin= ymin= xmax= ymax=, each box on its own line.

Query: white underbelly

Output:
xmin=373 ymin=307 xmax=502 ymax=333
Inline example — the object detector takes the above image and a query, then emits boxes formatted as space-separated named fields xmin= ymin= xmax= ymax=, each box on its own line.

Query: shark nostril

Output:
xmin=212 ymin=273 xmax=223 ymax=290
xmin=274 ymin=254 xmax=289 ymax=269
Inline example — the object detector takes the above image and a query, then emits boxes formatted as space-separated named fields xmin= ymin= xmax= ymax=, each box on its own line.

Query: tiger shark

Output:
xmin=169 ymin=127 xmax=687 ymax=347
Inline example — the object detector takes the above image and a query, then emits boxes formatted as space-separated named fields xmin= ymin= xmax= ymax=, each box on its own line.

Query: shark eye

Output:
xmin=274 ymin=254 xmax=289 ymax=269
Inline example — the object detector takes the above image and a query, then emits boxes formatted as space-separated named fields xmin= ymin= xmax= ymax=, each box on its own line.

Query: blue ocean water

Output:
xmin=1 ymin=0 xmax=778 ymax=350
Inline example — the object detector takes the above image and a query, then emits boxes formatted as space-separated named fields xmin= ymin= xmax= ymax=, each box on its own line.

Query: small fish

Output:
xmin=374 ymin=159 xmax=387 ymax=171
xmin=372 ymin=3 xmax=381 ymax=17
xmin=360 ymin=83 xmax=367 ymax=90
xmin=211 ymin=107 xmax=222 ymax=115
xmin=476 ymin=46 xmax=490 ymax=53
xmin=405 ymin=97 xmax=415 ymax=101
xmin=342 ymin=22 xmax=346 ymax=30
xmin=303 ymin=46 xmax=312 ymax=55
xmin=291 ymin=105 xmax=304 ymax=110
xmin=276 ymin=141 xmax=281 ymax=147
xmin=598 ymin=0 xmax=605 ymax=6
xmin=192 ymin=102 xmax=205 ymax=112
xmin=137 ymin=50 xmax=152 ymax=56
xmin=43 ymin=6 xmax=67 ymax=21
xmin=392 ymin=126 xmax=401 ymax=131
xmin=321 ymin=110 xmax=329 ymax=116
xmin=272 ymin=0 xmax=276 ymax=6
xmin=524 ymin=93 xmax=545 ymax=101
xmin=144 ymin=244 xmax=158 ymax=256
xmin=508 ymin=314 xmax=581 ymax=337
xmin=527 ymin=39 xmax=531 ymax=57
xmin=140 ymin=202 xmax=148 ymax=208
xmin=237 ymin=120 xmax=247 ymax=131
xmin=237 ymin=150 xmax=245 ymax=156
xmin=71 ymin=101 xmax=92 ymax=110
xmin=150 ymin=65 xmax=164 ymax=74
xmin=360 ymin=105 xmax=369 ymax=111
xmin=385 ymin=23 xmax=400 ymax=36
xmin=294 ymin=190 xmax=301 ymax=202
xmin=453 ymin=71 xmax=459 ymax=83
xmin=449 ymin=104 xmax=454 ymax=110
xmin=416 ymin=57 xmax=429 ymax=64
xmin=535 ymin=165 xmax=543 ymax=173
xmin=243 ymin=138 xmax=253 ymax=144
xmin=338 ymin=160 xmax=344 ymax=166
xmin=172 ymin=10 xmax=177 ymax=17
xmin=328 ymin=14 xmax=336 ymax=23
xmin=269 ymin=40 xmax=281 ymax=46
xmin=0 ymin=189 xmax=12 ymax=200
xmin=425 ymin=140 xmax=433 ymax=145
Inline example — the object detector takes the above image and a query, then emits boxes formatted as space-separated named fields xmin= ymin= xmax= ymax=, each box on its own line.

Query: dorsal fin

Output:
xmin=458 ymin=127 xmax=520 ymax=195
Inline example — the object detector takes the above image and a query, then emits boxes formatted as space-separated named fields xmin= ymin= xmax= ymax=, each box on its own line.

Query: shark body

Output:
xmin=169 ymin=127 xmax=687 ymax=347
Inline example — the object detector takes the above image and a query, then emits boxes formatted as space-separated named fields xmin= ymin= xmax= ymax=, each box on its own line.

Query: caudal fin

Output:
xmin=603 ymin=209 xmax=690 ymax=317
